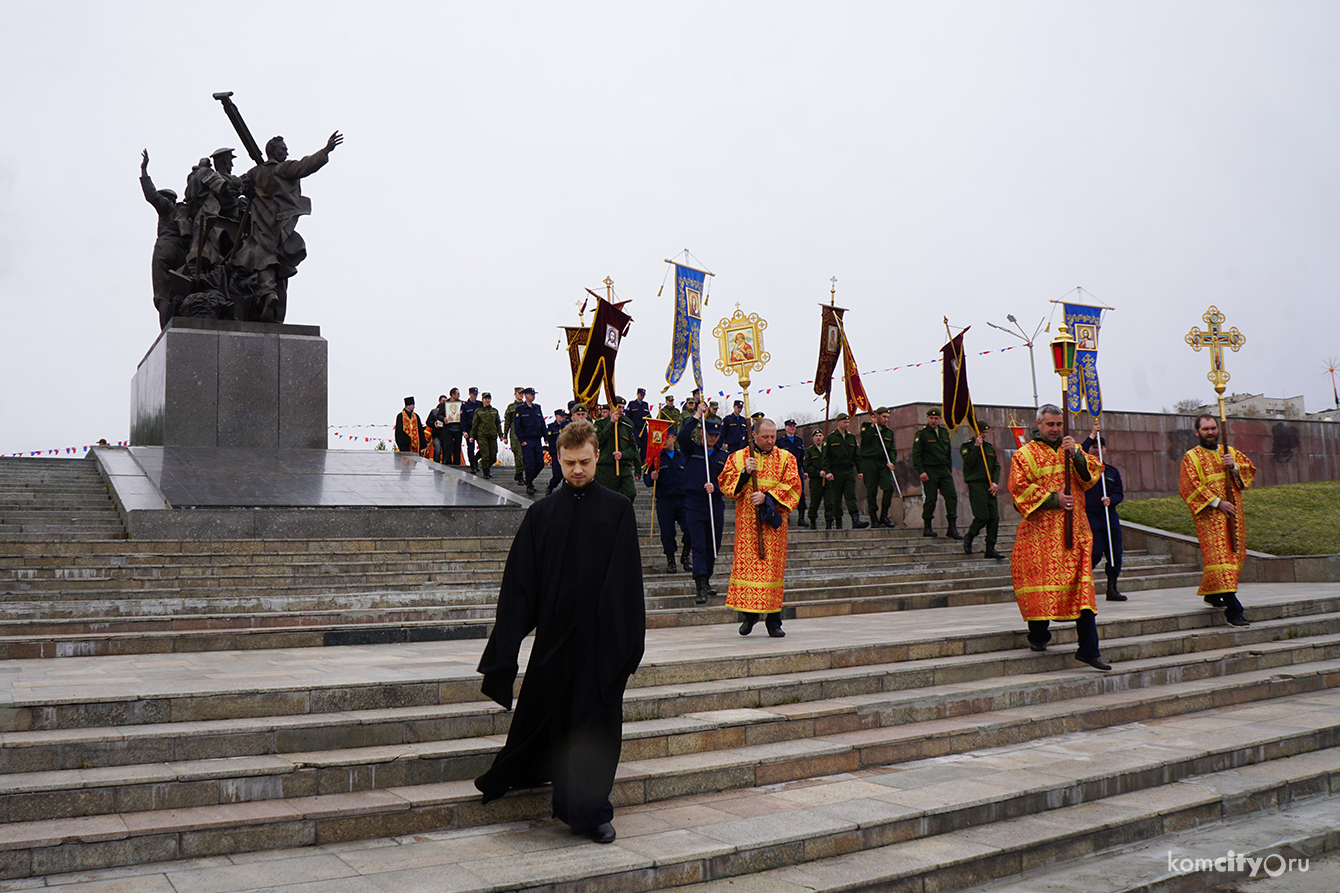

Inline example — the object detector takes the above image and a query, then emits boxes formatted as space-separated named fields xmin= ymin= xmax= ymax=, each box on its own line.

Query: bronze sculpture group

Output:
xmin=140 ymin=93 xmax=341 ymax=327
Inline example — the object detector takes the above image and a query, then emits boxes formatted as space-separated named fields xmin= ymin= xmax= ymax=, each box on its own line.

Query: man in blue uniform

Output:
xmin=462 ymin=387 xmax=482 ymax=473
xmin=627 ymin=387 xmax=651 ymax=457
xmin=1084 ymin=433 xmax=1127 ymax=601
xmin=680 ymin=403 xmax=727 ymax=604
xmin=544 ymin=408 xmax=569 ymax=495
xmin=644 ymin=428 xmax=692 ymax=578
xmin=720 ymin=400 xmax=749 ymax=454
xmin=777 ymin=419 xmax=808 ymax=526
xmin=513 ymin=387 xmax=547 ymax=496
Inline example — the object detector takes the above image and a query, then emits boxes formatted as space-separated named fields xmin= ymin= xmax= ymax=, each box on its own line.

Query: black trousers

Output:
xmin=445 ymin=428 xmax=463 ymax=465
xmin=655 ymin=495 xmax=691 ymax=558
xmin=1028 ymin=609 xmax=1100 ymax=660
xmin=686 ymin=501 xmax=725 ymax=578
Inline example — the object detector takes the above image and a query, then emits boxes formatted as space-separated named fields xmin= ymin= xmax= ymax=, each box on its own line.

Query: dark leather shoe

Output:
xmin=1226 ymin=616 xmax=1251 ymax=627
xmin=589 ymin=822 xmax=616 ymax=843
xmin=984 ymin=548 xmax=1005 ymax=560
xmin=667 ymin=556 xmax=678 ymax=574
xmin=945 ymin=524 xmax=963 ymax=541
xmin=1204 ymin=594 xmax=1225 ymax=607
xmin=851 ymin=514 xmax=870 ymax=529
xmin=962 ymin=535 xmax=974 ymax=554
xmin=797 ymin=518 xmax=809 ymax=528
xmin=825 ymin=519 xmax=834 ymax=530
xmin=835 ymin=516 xmax=843 ymax=529
xmin=1076 ymin=655 xmax=1112 ymax=671
xmin=1029 ymin=643 xmax=1047 ymax=652
xmin=922 ymin=524 xmax=936 ymax=538
xmin=739 ymin=617 xmax=757 ymax=636
xmin=767 ymin=626 xmax=785 ymax=638
xmin=1106 ymin=592 xmax=1128 ymax=602
xmin=704 ymin=580 xmax=717 ymax=596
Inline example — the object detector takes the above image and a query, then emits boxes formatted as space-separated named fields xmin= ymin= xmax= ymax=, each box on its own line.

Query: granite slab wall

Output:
xmin=130 ymin=318 xmax=327 ymax=450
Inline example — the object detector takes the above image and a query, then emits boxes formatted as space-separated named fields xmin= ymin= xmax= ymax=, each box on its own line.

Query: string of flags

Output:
xmin=6 ymin=443 xmax=129 ymax=457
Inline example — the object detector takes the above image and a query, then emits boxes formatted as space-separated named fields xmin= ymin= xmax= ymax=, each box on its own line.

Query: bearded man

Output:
xmin=1179 ymin=414 xmax=1256 ymax=627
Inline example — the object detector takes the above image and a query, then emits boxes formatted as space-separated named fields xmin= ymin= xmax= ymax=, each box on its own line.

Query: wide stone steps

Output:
xmin=3 ymin=671 xmax=1338 ymax=884
xmin=0 ymin=458 xmax=125 ymax=543
xmin=0 ymin=556 xmax=1195 ymax=659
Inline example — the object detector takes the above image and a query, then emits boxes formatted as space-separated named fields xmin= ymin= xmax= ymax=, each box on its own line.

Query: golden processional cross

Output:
xmin=1184 ymin=305 xmax=1247 ymax=552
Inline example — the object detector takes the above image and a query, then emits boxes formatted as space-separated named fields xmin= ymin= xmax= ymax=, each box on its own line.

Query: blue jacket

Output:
xmin=644 ymin=447 xmax=687 ymax=497
xmin=513 ymin=402 xmax=546 ymax=440
xmin=679 ymin=417 xmax=727 ymax=515
xmin=720 ymin=412 xmax=749 ymax=452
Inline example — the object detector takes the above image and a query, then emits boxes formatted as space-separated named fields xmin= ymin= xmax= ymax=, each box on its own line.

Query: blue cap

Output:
xmin=705 ymin=420 xmax=722 ymax=435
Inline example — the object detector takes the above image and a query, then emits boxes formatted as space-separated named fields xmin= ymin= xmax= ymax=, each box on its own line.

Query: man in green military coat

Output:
xmin=803 ymin=428 xmax=827 ymax=529
xmin=658 ymin=395 xmax=680 ymax=427
xmin=859 ymin=406 xmax=899 ymax=529
xmin=594 ymin=396 xmax=641 ymax=502
xmin=470 ymin=392 xmax=503 ymax=479
xmin=960 ymin=422 xmax=1004 ymax=560
xmin=912 ymin=407 xmax=960 ymax=539
xmin=503 ymin=386 xmax=525 ymax=483
xmin=821 ymin=413 xmax=870 ymax=530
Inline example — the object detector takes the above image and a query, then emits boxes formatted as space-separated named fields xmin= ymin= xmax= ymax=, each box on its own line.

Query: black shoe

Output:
xmin=984 ymin=548 xmax=1005 ymax=561
xmin=766 ymin=626 xmax=785 ymax=638
xmin=922 ymin=522 xmax=937 ymax=538
xmin=739 ymin=616 xmax=757 ymax=636
xmin=797 ymin=517 xmax=809 ymax=528
xmin=483 ymin=471 xmax=492 ymax=479
xmin=588 ymin=822 xmax=616 ymax=844
xmin=882 ymin=517 xmax=897 ymax=529
xmin=945 ymin=524 xmax=962 ymax=541
xmin=694 ymin=576 xmax=709 ymax=605
xmin=1204 ymin=594 xmax=1225 ymax=607
xmin=825 ymin=519 xmax=834 ymax=530
xmin=851 ymin=513 xmax=870 ymax=529
xmin=1029 ymin=643 xmax=1047 ymax=652
xmin=667 ymin=556 xmax=678 ymax=574
xmin=515 ymin=474 xmax=523 ymax=483
xmin=1076 ymin=654 xmax=1112 ymax=671
xmin=526 ymin=484 xmax=537 ymax=496
xmin=703 ymin=579 xmax=717 ymax=597
xmin=835 ymin=517 xmax=843 ymax=530
xmin=963 ymin=535 xmax=974 ymax=555
xmin=1226 ymin=616 xmax=1251 ymax=627
xmin=1106 ymin=591 xmax=1128 ymax=602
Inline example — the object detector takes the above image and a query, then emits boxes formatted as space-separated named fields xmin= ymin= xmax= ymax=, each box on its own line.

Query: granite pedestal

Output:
xmin=131 ymin=318 xmax=327 ymax=449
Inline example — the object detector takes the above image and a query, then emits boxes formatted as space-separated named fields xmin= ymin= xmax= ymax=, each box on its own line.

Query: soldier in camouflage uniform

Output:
xmin=858 ymin=407 xmax=899 ymax=528
xmin=594 ymin=396 xmax=641 ymax=502
xmin=502 ymin=387 xmax=524 ymax=482
xmin=470 ymin=392 xmax=503 ymax=479
xmin=821 ymin=413 xmax=870 ymax=530
xmin=912 ymin=407 xmax=961 ymax=539
xmin=961 ymin=422 xmax=1004 ymax=560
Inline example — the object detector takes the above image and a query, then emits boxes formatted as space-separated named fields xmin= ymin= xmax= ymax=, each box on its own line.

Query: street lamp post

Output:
xmin=986 ymin=315 xmax=1045 ymax=411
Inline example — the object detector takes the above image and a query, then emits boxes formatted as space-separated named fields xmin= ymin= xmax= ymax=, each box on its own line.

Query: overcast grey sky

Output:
xmin=3 ymin=1 xmax=1339 ymax=455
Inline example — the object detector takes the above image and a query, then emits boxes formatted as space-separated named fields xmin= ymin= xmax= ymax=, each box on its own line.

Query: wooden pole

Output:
xmin=1218 ymin=394 xmax=1237 ymax=554
xmin=1063 ymin=403 xmax=1074 ymax=550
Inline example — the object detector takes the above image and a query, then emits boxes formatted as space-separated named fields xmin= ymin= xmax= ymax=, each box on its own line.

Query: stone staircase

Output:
xmin=0 ymin=584 xmax=1338 ymax=887
xmin=0 ymin=457 xmax=126 ymax=541
xmin=0 ymin=519 xmax=1203 ymax=658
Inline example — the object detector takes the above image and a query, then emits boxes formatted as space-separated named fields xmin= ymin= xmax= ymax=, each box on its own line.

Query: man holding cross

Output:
xmin=1179 ymin=414 xmax=1255 ymax=627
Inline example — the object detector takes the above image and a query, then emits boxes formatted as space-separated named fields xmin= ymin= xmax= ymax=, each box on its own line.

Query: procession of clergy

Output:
xmin=470 ymin=387 xmax=1258 ymax=843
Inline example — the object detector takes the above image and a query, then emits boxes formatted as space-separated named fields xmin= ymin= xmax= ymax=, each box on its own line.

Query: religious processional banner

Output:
xmin=813 ymin=305 xmax=845 ymax=397
xmin=941 ymin=329 xmax=979 ymax=432
xmin=663 ymin=264 xmax=706 ymax=395
xmin=1063 ymin=303 xmax=1103 ymax=417
xmin=839 ymin=326 xmax=872 ymax=417
xmin=642 ymin=418 xmax=671 ymax=470
xmin=574 ymin=297 xmax=633 ymax=410
xmin=562 ymin=326 xmax=590 ymax=379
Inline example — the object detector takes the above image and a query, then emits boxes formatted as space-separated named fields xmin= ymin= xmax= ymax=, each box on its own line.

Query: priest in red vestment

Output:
xmin=1179 ymin=413 xmax=1256 ymax=627
xmin=719 ymin=417 xmax=802 ymax=637
xmin=1009 ymin=404 xmax=1111 ymax=670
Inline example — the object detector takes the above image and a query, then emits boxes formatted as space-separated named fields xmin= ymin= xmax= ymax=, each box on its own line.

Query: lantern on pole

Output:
xmin=1049 ymin=322 xmax=1077 ymax=549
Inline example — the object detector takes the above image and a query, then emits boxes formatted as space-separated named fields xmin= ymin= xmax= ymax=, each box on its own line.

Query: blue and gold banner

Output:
xmin=1063 ymin=302 xmax=1103 ymax=417
xmin=663 ymin=264 xmax=705 ymax=394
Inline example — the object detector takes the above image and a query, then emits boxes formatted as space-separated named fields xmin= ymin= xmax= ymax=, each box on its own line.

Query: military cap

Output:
xmin=158 ymin=188 xmax=178 ymax=201
xmin=784 ymin=419 xmax=797 ymax=426
xmin=835 ymin=412 xmax=850 ymax=421
xmin=613 ymin=396 xmax=626 ymax=406
xmin=210 ymin=147 xmax=235 ymax=158
xmin=481 ymin=392 xmax=492 ymax=399
xmin=571 ymin=403 xmax=588 ymax=413
xmin=514 ymin=386 xmax=524 ymax=393
xmin=469 ymin=386 xmax=478 ymax=394
xmin=978 ymin=421 xmax=991 ymax=431
xmin=874 ymin=406 xmax=890 ymax=414
xmin=404 ymin=396 xmax=415 ymax=406
xmin=522 ymin=387 xmax=536 ymax=395
xmin=705 ymin=420 xmax=723 ymax=435
xmin=664 ymin=394 xmax=674 ymax=402
xmin=734 ymin=400 xmax=744 ymax=408
xmin=555 ymin=408 xmax=568 ymax=416
xmin=926 ymin=407 xmax=942 ymax=417
xmin=636 ymin=387 xmax=646 ymax=395
xmin=750 ymin=411 xmax=765 ymax=420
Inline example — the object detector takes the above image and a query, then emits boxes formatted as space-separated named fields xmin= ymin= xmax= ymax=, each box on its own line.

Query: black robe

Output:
xmin=474 ymin=481 xmax=645 ymax=831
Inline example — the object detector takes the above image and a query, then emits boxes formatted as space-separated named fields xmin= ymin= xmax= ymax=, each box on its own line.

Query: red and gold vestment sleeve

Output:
xmin=1179 ymin=448 xmax=1220 ymax=515
xmin=1233 ymin=448 xmax=1256 ymax=491
xmin=763 ymin=450 xmax=803 ymax=513
xmin=1075 ymin=452 xmax=1103 ymax=492
xmin=718 ymin=449 xmax=746 ymax=496
xmin=1009 ymin=442 xmax=1054 ymax=518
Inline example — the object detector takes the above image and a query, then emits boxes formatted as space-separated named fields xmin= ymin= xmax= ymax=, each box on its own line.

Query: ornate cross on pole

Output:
xmin=1185 ymin=305 xmax=1247 ymax=552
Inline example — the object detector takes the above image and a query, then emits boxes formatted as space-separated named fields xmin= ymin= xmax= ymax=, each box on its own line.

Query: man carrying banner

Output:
xmin=912 ymin=408 xmax=960 ymax=539
xmin=720 ymin=417 xmax=802 ymax=636
xmin=804 ymin=428 xmax=827 ymax=529
xmin=821 ymin=413 xmax=870 ymax=530
xmin=1179 ymin=414 xmax=1256 ymax=627
xmin=680 ymin=404 xmax=728 ymax=602
xmin=859 ymin=407 xmax=898 ymax=528
xmin=1083 ymin=430 xmax=1126 ymax=600
xmin=961 ymin=422 xmax=1004 ymax=560
xmin=1010 ymin=404 xmax=1110 ymax=670
xmin=644 ymin=427 xmax=691 ymax=577
xmin=595 ymin=397 xmax=640 ymax=503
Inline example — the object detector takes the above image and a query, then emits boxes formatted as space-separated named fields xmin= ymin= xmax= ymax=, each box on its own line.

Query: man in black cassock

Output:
xmin=474 ymin=419 xmax=645 ymax=844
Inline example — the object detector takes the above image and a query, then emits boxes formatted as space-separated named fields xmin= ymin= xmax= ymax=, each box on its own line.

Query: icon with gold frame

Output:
xmin=713 ymin=307 xmax=770 ymax=377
